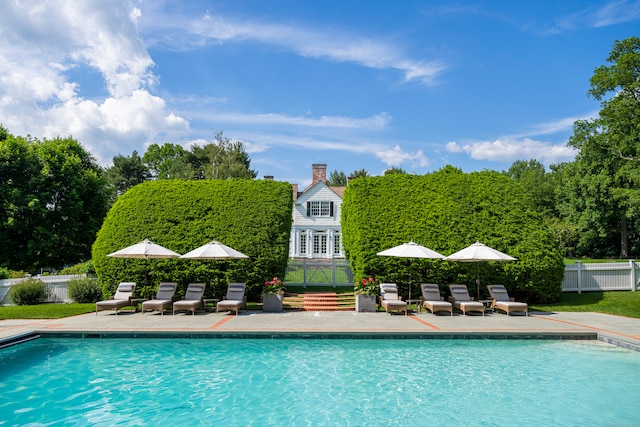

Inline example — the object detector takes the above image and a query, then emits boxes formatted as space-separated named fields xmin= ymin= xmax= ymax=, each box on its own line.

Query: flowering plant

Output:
xmin=354 ymin=276 xmax=377 ymax=295
xmin=263 ymin=277 xmax=285 ymax=295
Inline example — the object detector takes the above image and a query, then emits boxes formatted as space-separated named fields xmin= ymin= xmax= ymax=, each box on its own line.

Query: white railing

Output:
xmin=562 ymin=261 xmax=639 ymax=293
xmin=0 ymin=275 xmax=87 ymax=305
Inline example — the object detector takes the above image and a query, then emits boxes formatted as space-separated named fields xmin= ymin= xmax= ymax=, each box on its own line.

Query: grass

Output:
xmin=2 ymin=291 xmax=640 ymax=319
xmin=0 ymin=303 xmax=96 ymax=320
xmin=531 ymin=291 xmax=640 ymax=319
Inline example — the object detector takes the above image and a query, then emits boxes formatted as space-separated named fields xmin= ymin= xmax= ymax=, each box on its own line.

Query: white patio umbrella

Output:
xmin=107 ymin=238 xmax=182 ymax=288
xmin=107 ymin=239 xmax=182 ymax=259
xmin=179 ymin=240 xmax=249 ymax=260
xmin=444 ymin=241 xmax=516 ymax=301
xmin=377 ymin=241 xmax=445 ymax=300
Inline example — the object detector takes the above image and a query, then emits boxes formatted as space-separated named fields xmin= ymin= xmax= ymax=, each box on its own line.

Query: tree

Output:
xmin=350 ymin=168 xmax=369 ymax=179
xmin=506 ymin=159 xmax=557 ymax=217
xmin=203 ymin=131 xmax=256 ymax=180
xmin=142 ymin=143 xmax=190 ymax=179
xmin=0 ymin=131 xmax=109 ymax=271
xmin=105 ymin=151 xmax=150 ymax=201
xmin=565 ymin=37 xmax=640 ymax=258
xmin=326 ymin=170 xmax=347 ymax=186
xmin=384 ymin=167 xmax=407 ymax=175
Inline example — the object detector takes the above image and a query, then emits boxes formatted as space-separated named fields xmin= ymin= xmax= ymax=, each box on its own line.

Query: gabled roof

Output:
xmin=295 ymin=181 xmax=345 ymax=203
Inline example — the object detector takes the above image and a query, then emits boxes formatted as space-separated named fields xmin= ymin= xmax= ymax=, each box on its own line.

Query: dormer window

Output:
xmin=307 ymin=201 xmax=334 ymax=217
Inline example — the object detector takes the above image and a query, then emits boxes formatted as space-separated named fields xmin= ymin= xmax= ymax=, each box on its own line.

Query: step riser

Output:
xmin=283 ymin=292 xmax=356 ymax=311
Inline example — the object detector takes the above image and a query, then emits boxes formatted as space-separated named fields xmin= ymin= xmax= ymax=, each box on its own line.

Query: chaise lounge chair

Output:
xmin=420 ymin=283 xmax=453 ymax=316
xmin=96 ymin=282 xmax=136 ymax=315
xmin=141 ymin=282 xmax=177 ymax=315
xmin=216 ymin=283 xmax=246 ymax=315
xmin=173 ymin=283 xmax=205 ymax=315
xmin=379 ymin=283 xmax=407 ymax=315
xmin=448 ymin=284 xmax=485 ymax=316
xmin=487 ymin=285 xmax=528 ymax=316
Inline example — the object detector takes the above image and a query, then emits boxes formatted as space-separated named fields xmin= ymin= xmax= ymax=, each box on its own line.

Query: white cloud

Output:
xmin=183 ymin=12 xmax=445 ymax=85
xmin=0 ymin=0 xmax=190 ymax=164
xmin=376 ymin=145 xmax=430 ymax=167
xmin=190 ymin=111 xmax=391 ymax=130
xmin=446 ymin=137 xmax=576 ymax=165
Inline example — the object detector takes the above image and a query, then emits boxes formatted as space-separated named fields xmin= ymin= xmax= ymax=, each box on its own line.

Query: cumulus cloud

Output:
xmin=0 ymin=0 xmax=189 ymax=164
xmin=376 ymin=145 xmax=430 ymax=167
xmin=446 ymin=138 xmax=576 ymax=165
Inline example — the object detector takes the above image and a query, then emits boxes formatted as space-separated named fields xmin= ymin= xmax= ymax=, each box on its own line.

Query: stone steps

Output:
xmin=283 ymin=292 xmax=355 ymax=311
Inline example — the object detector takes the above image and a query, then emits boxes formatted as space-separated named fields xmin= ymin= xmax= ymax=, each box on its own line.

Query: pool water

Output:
xmin=1 ymin=338 xmax=639 ymax=426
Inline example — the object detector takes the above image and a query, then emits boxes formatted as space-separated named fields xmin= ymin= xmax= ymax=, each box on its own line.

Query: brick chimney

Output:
xmin=312 ymin=163 xmax=327 ymax=184
xmin=292 ymin=184 xmax=298 ymax=201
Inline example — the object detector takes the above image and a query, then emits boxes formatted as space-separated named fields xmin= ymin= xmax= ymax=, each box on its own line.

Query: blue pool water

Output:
xmin=1 ymin=338 xmax=639 ymax=426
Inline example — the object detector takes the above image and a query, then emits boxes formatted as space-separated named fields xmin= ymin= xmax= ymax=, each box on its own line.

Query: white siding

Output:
xmin=290 ymin=182 xmax=344 ymax=258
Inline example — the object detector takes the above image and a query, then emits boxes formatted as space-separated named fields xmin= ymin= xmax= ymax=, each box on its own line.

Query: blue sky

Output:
xmin=1 ymin=1 xmax=639 ymax=187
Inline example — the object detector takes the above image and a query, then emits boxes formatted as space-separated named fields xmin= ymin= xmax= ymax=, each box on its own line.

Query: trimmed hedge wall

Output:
xmin=92 ymin=179 xmax=292 ymax=301
xmin=341 ymin=168 xmax=564 ymax=303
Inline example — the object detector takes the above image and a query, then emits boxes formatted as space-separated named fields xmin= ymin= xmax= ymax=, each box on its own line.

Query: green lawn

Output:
xmin=2 ymin=291 xmax=640 ymax=319
xmin=0 ymin=303 xmax=96 ymax=320
xmin=531 ymin=291 xmax=640 ymax=318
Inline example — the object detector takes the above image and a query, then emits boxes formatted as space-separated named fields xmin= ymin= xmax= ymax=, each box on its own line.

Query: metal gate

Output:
xmin=285 ymin=259 xmax=353 ymax=287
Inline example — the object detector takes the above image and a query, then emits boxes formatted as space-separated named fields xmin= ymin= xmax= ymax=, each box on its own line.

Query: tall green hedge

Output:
xmin=92 ymin=179 xmax=292 ymax=301
xmin=341 ymin=168 xmax=564 ymax=303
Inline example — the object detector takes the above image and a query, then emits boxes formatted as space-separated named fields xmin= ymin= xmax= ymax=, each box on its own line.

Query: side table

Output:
xmin=405 ymin=299 xmax=421 ymax=313
xmin=203 ymin=298 xmax=219 ymax=312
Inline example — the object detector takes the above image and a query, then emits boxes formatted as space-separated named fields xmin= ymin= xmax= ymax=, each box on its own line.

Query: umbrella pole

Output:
xmin=476 ymin=262 xmax=480 ymax=301
xmin=408 ymin=258 xmax=413 ymax=301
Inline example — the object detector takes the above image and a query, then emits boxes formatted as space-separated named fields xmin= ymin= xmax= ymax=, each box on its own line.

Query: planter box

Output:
xmin=262 ymin=293 xmax=283 ymax=313
xmin=356 ymin=294 xmax=376 ymax=312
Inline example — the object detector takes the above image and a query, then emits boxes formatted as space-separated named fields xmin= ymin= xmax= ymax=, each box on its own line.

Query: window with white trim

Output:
xmin=299 ymin=234 xmax=307 ymax=255
xmin=334 ymin=233 xmax=342 ymax=255
xmin=307 ymin=201 xmax=333 ymax=217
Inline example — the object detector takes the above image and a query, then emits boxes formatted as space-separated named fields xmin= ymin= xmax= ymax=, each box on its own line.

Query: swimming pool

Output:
xmin=1 ymin=338 xmax=639 ymax=426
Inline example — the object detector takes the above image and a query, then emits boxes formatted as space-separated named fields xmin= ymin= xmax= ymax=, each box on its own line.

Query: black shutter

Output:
xmin=306 ymin=201 xmax=310 ymax=217
xmin=330 ymin=201 xmax=334 ymax=217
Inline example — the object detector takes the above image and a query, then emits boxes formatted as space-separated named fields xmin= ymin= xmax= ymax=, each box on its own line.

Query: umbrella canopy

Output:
xmin=377 ymin=241 xmax=445 ymax=300
xmin=107 ymin=239 xmax=181 ymax=290
xmin=107 ymin=239 xmax=182 ymax=259
xmin=444 ymin=242 xmax=516 ymax=300
xmin=180 ymin=240 xmax=249 ymax=260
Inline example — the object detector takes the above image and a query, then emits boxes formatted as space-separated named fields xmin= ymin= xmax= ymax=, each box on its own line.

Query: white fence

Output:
xmin=562 ymin=261 xmax=639 ymax=293
xmin=0 ymin=275 xmax=87 ymax=305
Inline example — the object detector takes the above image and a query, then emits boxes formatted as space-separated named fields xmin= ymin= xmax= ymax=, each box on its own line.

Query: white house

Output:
xmin=289 ymin=164 xmax=345 ymax=259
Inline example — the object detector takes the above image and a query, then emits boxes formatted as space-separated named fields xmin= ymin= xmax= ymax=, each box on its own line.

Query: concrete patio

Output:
xmin=2 ymin=309 xmax=640 ymax=351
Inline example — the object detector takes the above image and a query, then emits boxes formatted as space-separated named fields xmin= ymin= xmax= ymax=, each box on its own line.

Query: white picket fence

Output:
xmin=562 ymin=261 xmax=639 ymax=293
xmin=0 ymin=275 xmax=87 ymax=305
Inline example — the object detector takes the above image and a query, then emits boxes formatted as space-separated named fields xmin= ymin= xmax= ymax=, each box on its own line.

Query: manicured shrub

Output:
xmin=67 ymin=277 xmax=103 ymax=303
xmin=341 ymin=168 xmax=564 ymax=303
xmin=92 ymin=179 xmax=292 ymax=301
xmin=0 ymin=267 xmax=8 ymax=280
xmin=60 ymin=260 xmax=96 ymax=275
xmin=9 ymin=279 xmax=50 ymax=305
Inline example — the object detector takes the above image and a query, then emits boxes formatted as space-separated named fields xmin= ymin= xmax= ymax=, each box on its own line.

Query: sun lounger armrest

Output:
xmin=448 ymin=296 xmax=455 ymax=303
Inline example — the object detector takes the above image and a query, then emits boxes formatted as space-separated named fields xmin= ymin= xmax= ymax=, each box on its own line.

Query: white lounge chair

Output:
xmin=487 ymin=285 xmax=528 ymax=316
xmin=216 ymin=283 xmax=246 ymax=315
xmin=141 ymin=282 xmax=177 ymax=315
xmin=379 ymin=283 xmax=407 ymax=315
xmin=420 ymin=283 xmax=453 ymax=316
xmin=448 ymin=284 xmax=485 ymax=316
xmin=95 ymin=282 xmax=136 ymax=315
xmin=173 ymin=283 xmax=205 ymax=315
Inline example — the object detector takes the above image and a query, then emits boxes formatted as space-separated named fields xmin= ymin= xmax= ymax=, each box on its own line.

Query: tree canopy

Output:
xmin=562 ymin=36 xmax=640 ymax=257
xmin=0 ymin=129 xmax=108 ymax=271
